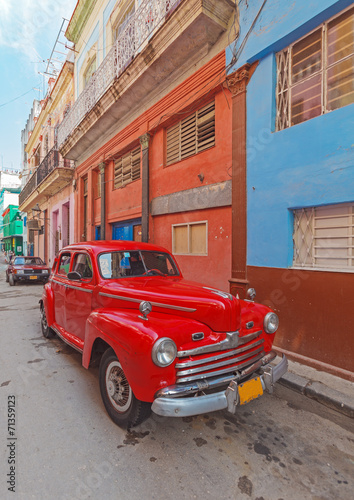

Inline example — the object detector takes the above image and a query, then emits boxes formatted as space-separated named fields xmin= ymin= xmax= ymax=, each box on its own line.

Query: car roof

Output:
xmin=61 ymin=240 xmax=171 ymax=257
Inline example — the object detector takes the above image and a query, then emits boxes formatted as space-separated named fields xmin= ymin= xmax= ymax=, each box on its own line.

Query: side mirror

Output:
xmin=67 ymin=271 xmax=82 ymax=281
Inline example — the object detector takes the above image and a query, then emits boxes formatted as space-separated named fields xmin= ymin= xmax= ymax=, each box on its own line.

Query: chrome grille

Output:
xmin=176 ymin=334 xmax=265 ymax=383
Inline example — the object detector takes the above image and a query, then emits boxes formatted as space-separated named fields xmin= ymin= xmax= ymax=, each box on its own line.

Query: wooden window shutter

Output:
xmin=197 ymin=101 xmax=215 ymax=153
xmin=166 ymin=101 xmax=215 ymax=166
xmin=166 ymin=123 xmax=180 ymax=166
xmin=114 ymin=146 xmax=141 ymax=189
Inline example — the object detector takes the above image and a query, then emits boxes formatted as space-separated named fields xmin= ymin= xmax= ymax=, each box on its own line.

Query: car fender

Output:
xmin=42 ymin=283 xmax=55 ymax=327
xmin=83 ymin=308 xmax=210 ymax=402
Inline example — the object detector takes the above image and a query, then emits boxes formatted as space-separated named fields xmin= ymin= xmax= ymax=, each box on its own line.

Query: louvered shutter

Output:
xmin=197 ymin=101 xmax=215 ymax=153
xmin=166 ymin=101 xmax=215 ymax=166
xmin=114 ymin=146 xmax=141 ymax=189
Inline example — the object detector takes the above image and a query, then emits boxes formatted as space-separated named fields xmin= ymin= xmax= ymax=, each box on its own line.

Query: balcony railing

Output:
xmin=19 ymin=147 xmax=74 ymax=206
xmin=58 ymin=0 xmax=180 ymax=147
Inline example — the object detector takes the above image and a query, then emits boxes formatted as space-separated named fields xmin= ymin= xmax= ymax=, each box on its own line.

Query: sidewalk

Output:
xmin=275 ymin=356 xmax=354 ymax=419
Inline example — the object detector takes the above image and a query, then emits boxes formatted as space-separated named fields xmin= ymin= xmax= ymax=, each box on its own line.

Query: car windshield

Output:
xmin=14 ymin=257 xmax=44 ymax=265
xmin=98 ymin=251 xmax=179 ymax=279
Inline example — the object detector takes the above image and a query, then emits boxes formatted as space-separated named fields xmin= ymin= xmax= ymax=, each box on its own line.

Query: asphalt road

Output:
xmin=0 ymin=258 xmax=353 ymax=500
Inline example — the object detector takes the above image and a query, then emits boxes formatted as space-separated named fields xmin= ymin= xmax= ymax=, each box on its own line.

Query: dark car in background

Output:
xmin=6 ymin=256 xmax=51 ymax=286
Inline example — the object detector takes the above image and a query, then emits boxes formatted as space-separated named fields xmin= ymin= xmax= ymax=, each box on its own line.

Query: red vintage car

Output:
xmin=6 ymin=256 xmax=51 ymax=286
xmin=40 ymin=241 xmax=287 ymax=428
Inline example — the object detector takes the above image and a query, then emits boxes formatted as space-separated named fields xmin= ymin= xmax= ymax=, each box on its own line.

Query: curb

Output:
xmin=278 ymin=371 xmax=354 ymax=419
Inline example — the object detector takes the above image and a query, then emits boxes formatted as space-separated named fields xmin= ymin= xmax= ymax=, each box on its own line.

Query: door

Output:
xmin=112 ymin=218 xmax=142 ymax=241
xmin=52 ymin=252 xmax=71 ymax=330
xmin=64 ymin=252 xmax=94 ymax=345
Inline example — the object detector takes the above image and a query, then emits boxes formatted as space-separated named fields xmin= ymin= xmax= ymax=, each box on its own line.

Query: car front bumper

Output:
xmin=13 ymin=274 xmax=49 ymax=282
xmin=151 ymin=352 xmax=288 ymax=418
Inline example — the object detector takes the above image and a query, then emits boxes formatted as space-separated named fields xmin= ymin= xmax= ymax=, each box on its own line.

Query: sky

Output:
xmin=0 ymin=0 xmax=77 ymax=172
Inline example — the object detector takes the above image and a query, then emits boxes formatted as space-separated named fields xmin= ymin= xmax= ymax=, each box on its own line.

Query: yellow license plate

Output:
xmin=30 ymin=276 xmax=38 ymax=280
xmin=238 ymin=377 xmax=263 ymax=405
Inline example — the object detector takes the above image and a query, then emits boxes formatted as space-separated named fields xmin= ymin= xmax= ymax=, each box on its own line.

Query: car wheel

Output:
xmin=99 ymin=348 xmax=151 ymax=428
xmin=5 ymin=272 xmax=9 ymax=282
xmin=40 ymin=304 xmax=55 ymax=339
xmin=9 ymin=274 xmax=15 ymax=286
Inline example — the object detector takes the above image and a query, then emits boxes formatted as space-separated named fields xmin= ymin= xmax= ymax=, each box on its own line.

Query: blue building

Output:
xmin=226 ymin=0 xmax=353 ymax=378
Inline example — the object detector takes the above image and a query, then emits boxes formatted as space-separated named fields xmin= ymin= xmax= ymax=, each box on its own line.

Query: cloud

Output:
xmin=0 ymin=0 xmax=77 ymax=64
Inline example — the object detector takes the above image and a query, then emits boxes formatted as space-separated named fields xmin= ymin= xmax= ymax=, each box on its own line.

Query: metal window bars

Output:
xmin=293 ymin=204 xmax=354 ymax=270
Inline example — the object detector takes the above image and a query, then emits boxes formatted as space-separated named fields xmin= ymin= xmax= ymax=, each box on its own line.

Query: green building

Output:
xmin=2 ymin=205 xmax=23 ymax=255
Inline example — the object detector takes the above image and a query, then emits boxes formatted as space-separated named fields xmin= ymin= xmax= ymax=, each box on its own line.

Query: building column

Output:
xmin=140 ymin=133 xmax=150 ymax=243
xmin=226 ymin=64 xmax=253 ymax=299
xmin=99 ymin=162 xmax=106 ymax=240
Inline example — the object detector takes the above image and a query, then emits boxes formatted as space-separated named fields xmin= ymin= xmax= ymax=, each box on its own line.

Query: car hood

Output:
xmin=99 ymin=277 xmax=241 ymax=332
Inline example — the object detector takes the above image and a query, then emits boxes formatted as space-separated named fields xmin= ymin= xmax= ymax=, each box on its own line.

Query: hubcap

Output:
xmin=105 ymin=361 xmax=132 ymax=412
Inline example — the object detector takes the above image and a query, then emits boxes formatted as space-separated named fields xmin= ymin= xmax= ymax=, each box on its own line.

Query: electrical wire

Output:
xmin=0 ymin=88 xmax=36 ymax=109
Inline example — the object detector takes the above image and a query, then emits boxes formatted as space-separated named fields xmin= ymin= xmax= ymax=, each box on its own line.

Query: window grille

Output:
xmin=276 ymin=6 xmax=354 ymax=130
xmin=293 ymin=203 xmax=354 ymax=270
xmin=166 ymin=101 xmax=215 ymax=166
xmin=114 ymin=147 xmax=141 ymax=189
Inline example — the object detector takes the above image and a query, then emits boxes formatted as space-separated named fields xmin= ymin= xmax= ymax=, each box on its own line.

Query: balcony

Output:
xmin=19 ymin=148 xmax=74 ymax=212
xmin=58 ymin=0 xmax=235 ymax=159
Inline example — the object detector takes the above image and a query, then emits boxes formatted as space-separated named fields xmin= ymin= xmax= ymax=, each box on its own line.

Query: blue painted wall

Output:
xmin=227 ymin=0 xmax=354 ymax=269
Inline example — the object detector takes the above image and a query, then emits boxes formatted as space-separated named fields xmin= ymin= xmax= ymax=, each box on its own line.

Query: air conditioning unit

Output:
xmin=27 ymin=219 xmax=41 ymax=230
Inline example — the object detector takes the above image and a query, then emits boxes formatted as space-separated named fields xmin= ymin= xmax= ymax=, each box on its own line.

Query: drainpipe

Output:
xmin=140 ymin=133 xmax=150 ymax=243
xmin=99 ymin=162 xmax=106 ymax=240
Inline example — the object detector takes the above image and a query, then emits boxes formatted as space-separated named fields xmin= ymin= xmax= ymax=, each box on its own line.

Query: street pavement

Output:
xmin=0 ymin=255 xmax=353 ymax=500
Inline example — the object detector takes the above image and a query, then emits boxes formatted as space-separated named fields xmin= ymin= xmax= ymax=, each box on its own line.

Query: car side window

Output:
xmin=57 ymin=253 xmax=71 ymax=276
xmin=72 ymin=253 xmax=93 ymax=280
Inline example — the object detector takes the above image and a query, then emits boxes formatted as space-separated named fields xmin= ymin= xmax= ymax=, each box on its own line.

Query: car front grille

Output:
xmin=175 ymin=333 xmax=265 ymax=383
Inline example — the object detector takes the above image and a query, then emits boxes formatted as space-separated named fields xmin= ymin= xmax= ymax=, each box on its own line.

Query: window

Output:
xmin=84 ymin=57 xmax=96 ymax=88
xmin=276 ymin=7 xmax=354 ymax=130
xmin=98 ymin=251 xmax=179 ymax=279
xmin=72 ymin=253 xmax=93 ymax=280
xmin=166 ymin=101 xmax=215 ymax=166
xmin=172 ymin=221 xmax=208 ymax=255
xmin=57 ymin=253 xmax=71 ymax=276
xmin=114 ymin=147 xmax=141 ymax=189
xmin=293 ymin=203 xmax=354 ymax=270
xmin=83 ymin=177 xmax=88 ymax=241
xmin=113 ymin=0 xmax=135 ymax=41
xmin=96 ymin=169 xmax=101 ymax=198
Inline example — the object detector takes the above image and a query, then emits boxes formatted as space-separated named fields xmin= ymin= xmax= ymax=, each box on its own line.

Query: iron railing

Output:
xmin=19 ymin=148 xmax=74 ymax=206
xmin=58 ymin=0 xmax=180 ymax=147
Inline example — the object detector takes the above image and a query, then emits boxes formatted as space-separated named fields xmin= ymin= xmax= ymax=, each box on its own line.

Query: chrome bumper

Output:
xmin=151 ymin=353 xmax=288 ymax=418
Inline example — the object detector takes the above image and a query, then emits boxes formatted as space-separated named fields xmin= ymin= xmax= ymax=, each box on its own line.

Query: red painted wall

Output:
xmin=152 ymin=207 xmax=232 ymax=291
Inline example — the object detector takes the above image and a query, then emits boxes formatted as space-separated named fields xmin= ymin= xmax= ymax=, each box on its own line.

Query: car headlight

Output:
xmin=264 ymin=312 xmax=279 ymax=334
xmin=152 ymin=338 xmax=177 ymax=367
xmin=42 ymin=270 xmax=49 ymax=274
xmin=16 ymin=270 xmax=24 ymax=275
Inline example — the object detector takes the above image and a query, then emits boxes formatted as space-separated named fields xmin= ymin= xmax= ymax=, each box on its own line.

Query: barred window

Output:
xmin=276 ymin=7 xmax=354 ymax=130
xmin=166 ymin=102 xmax=215 ymax=166
xmin=293 ymin=203 xmax=354 ymax=270
xmin=114 ymin=147 xmax=141 ymax=189
xmin=172 ymin=221 xmax=208 ymax=255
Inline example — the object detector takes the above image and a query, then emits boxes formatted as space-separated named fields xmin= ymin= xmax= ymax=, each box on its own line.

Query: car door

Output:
xmin=64 ymin=252 xmax=94 ymax=345
xmin=52 ymin=252 xmax=72 ymax=331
